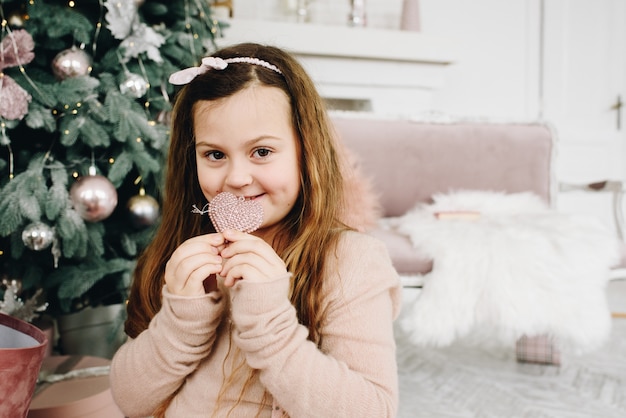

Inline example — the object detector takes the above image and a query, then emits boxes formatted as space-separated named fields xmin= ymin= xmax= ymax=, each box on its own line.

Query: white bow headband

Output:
xmin=168 ymin=56 xmax=283 ymax=85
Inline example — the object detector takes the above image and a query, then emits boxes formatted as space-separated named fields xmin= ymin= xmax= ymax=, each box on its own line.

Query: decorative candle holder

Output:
xmin=296 ymin=0 xmax=310 ymax=23
xmin=348 ymin=0 xmax=366 ymax=27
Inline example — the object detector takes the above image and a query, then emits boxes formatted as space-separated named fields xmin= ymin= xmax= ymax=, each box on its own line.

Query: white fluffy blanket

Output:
xmin=388 ymin=190 xmax=621 ymax=353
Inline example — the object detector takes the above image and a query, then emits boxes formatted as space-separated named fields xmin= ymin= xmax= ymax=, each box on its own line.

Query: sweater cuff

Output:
xmin=229 ymin=274 xmax=307 ymax=368
xmin=228 ymin=273 xmax=292 ymax=315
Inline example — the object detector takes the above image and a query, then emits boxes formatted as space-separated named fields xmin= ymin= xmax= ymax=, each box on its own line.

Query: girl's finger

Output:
xmin=220 ymin=235 xmax=283 ymax=266
xmin=222 ymin=263 xmax=261 ymax=288
xmin=165 ymin=245 xmax=223 ymax=295
xmin=177 ymin=262 xmax=223 ymax=295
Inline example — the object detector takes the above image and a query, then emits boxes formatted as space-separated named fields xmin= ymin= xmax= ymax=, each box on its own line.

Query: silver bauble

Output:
xmin=127 ymin=194 xmax=160 ymax=228
xmin=119 ymin=73 xmax=149 ymax=98
xmin=51 ymin=47 xmax=93 ymax=80
xmin=22 ymin=222 xmax=55 ymax=251
xmin=70 ymin=175 xmax=118 ymax=222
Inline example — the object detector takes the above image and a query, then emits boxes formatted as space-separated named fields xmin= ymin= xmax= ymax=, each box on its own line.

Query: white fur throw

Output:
xmin=390 ymin=190 xmax=621 ymax=353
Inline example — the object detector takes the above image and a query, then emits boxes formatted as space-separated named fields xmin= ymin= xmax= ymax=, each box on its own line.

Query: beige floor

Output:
xmin=396 ymin=279 xmax=626 ymax=418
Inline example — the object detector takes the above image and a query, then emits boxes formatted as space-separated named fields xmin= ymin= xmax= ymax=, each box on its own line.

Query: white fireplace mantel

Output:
xmin=216 ymin=18 xmax=457 ymax=115
xmin=216 ymin=18 xmax=455 ymax=64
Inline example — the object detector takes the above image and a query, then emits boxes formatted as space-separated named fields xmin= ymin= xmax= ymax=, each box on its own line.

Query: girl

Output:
xmin=110 ymin=42 xmax=402 ymax=417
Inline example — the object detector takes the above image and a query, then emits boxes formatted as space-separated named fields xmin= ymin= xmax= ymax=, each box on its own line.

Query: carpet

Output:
xmin=396 ymin=284 xmax=626 ymax=418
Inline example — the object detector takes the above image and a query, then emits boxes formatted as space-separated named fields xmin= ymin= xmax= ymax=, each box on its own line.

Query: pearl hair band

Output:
xmin=168 ymin=56 xmax=283 ymax=85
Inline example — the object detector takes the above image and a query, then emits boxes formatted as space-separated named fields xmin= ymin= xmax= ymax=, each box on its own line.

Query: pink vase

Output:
xmin=0 ymin=313 xmax=49 ymax=418
xmin=400 ymin=0 xmax=421 ymax=32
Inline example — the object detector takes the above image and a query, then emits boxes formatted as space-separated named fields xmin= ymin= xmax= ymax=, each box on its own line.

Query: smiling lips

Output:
xmin=208 ymin=191 xmax=264 ymax=233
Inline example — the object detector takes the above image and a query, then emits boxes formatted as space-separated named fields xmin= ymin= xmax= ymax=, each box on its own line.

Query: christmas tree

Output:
xmin=0 ymin=0 xmax=223 ymax=318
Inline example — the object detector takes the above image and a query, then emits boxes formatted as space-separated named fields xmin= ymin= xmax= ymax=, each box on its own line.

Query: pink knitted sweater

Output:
xmin=109 ymin=231 xmax=402 ymax=417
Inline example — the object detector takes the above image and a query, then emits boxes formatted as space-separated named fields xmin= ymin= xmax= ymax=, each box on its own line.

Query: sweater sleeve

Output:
xmin=109 ymin=286 xmax=226 ymax=417
xmin=230 ymin=232 xmax=402 ymax=418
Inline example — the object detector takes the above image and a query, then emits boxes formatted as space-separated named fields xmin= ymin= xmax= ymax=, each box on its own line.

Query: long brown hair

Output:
xmin=125 ymin=43 xmax=346 ymax=344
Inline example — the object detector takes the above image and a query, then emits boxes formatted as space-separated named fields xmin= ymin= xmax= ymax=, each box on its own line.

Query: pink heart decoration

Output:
xmin=208 ymin=192 xmax=263 ymax=233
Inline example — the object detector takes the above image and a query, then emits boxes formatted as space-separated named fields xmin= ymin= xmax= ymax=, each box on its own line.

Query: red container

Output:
xmin=0 ymin=313 xmax=49 ymax=418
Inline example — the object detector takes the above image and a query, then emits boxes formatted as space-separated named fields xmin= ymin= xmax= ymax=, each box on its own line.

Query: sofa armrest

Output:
xmin=559 ymin=180 xmax=625 ymax=241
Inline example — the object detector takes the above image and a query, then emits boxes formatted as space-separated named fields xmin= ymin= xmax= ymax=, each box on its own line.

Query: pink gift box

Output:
xmin=516 ymin=334 xmax=561 ymax=366
xmin=28 ymin=355 xmax=123 ymax=418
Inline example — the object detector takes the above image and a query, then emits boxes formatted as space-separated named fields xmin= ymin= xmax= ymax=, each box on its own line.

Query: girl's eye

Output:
xmin=253 ymin=148 xmax=271 ymax=158
xmin=206 ymin=150 xmax=225 ymax=161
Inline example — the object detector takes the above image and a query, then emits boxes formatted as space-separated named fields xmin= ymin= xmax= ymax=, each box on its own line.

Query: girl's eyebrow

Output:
xmin=243 ymin=135 xmax=282 ymax=146
xmin=195 ymin=135 xmax=282 ymax=148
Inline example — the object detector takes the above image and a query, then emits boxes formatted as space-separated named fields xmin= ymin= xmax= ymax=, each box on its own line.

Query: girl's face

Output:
xmin=193 ymin=85 xmax=301 ymax=240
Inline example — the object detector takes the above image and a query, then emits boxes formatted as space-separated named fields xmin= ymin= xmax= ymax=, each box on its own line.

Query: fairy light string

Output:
xmin=0 ymin=13 xmax=10 ymax=179
xmin=136 ymin=55 xmax=152 ymax=115
xmin=92 ymin=0 xmax=105 ymax=57
xmin=184 ymin=0 xmax=198 ymax=64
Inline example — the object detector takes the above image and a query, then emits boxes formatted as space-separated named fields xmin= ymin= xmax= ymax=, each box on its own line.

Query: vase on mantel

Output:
xmin=400 ymin=0 xmax=421 ymax=32
xmin=349 ymin=0 xmax=366 ymax=27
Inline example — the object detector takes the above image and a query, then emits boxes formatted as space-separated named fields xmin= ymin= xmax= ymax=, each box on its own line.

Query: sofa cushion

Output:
xmin=368 ymin=226 xmax=433 ymax=275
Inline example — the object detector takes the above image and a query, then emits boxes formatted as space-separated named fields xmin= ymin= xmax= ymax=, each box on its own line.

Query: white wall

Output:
xmin=232 ymin=0 xmax=541 ymax=121
xmin=420 ymin=0 xmax=541 ymax=120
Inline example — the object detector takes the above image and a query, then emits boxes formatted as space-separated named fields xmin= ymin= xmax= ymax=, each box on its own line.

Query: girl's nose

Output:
xmin=224 ymin=161 xmax=253 ymax=189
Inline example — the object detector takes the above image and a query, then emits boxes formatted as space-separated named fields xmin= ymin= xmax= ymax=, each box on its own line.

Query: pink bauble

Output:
xmin=52 ymin=47 xmax=92 ymax=80
xmin=70 ymin=175 xmax=118 ymax=222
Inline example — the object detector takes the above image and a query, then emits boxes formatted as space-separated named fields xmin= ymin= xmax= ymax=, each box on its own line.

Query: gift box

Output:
xmin=515 ymin=334 xmax=561 ymax=365
xmin=0 ymin=313 xmax=48 ymax=418
xmin=28 ymin=355 xmax=124 ymax=418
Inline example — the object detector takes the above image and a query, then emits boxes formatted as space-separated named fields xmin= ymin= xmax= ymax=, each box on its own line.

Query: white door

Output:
xmin=543 ymin=0 xmax=626 ymax=182
xmin=544 ymin=0 xmax=626 ymax=229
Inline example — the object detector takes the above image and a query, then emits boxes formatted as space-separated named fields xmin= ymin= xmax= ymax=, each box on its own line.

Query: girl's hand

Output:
xmin=219 ymin=229 xmax=288 ymax=288
xmin=164 ymin=233 xmax=226 ymax=296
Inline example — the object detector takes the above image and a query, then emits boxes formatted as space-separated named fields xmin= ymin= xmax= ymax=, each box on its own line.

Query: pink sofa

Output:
xmin=331 ymin=115 xmax=555 ymax=276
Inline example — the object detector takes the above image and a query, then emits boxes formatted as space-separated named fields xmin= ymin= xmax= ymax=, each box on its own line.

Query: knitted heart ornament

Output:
xmin=208 ymin=192 xmax=263 ymax=233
